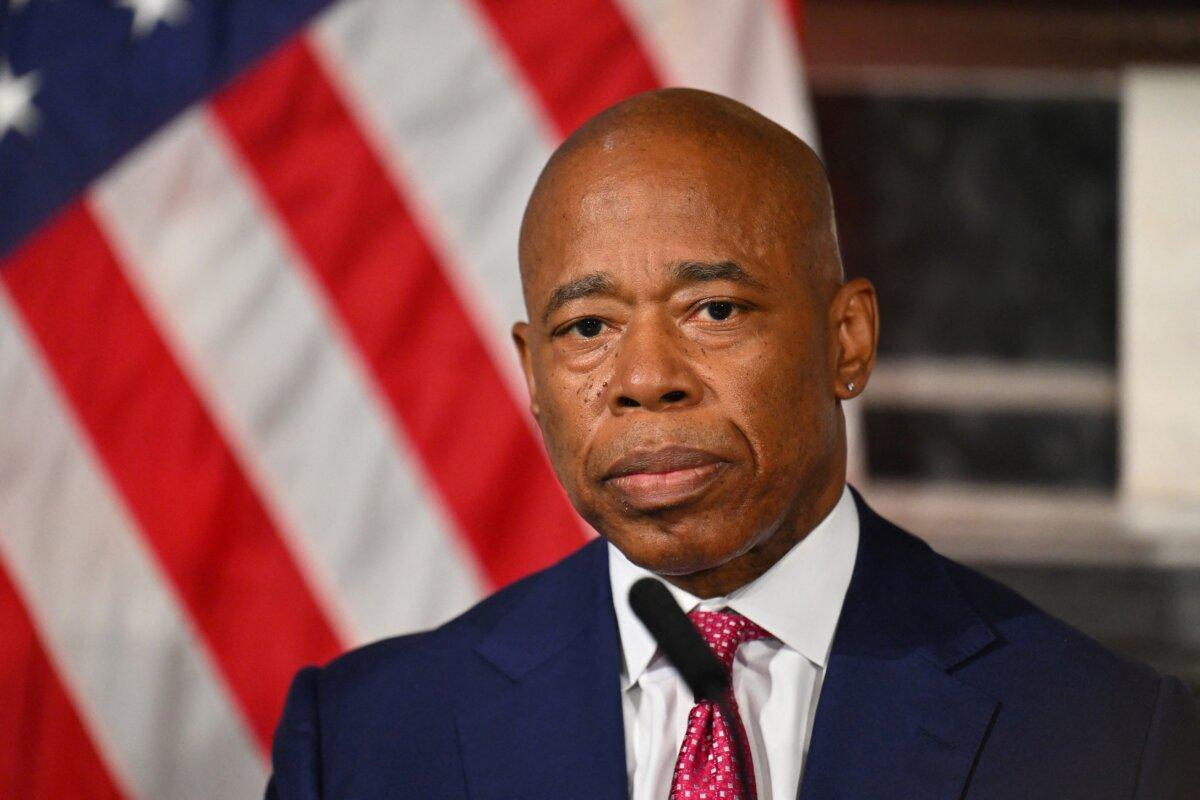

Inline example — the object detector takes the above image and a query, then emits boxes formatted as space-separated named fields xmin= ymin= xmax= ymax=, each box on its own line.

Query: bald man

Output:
xmin=265 ymin=90 xmax=1199 ymax=800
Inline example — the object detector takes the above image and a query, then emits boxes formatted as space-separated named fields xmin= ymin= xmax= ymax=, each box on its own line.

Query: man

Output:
xmin=266 ymin=89 xmax=1199 ymax=799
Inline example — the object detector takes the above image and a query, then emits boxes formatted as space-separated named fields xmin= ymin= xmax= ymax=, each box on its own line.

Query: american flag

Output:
xmin=0 ymin=1 xmax=814 ymax=796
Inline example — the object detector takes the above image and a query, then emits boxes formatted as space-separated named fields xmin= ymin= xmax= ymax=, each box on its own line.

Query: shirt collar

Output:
xmin=608 ymin=484 xmax=860 ymax=691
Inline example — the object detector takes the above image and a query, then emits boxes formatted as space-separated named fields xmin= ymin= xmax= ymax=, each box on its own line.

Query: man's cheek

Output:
xmin=536 ymin=396 xmax=583 ymax=472
xmin=538 ymin=404 xmax=569 ymax=456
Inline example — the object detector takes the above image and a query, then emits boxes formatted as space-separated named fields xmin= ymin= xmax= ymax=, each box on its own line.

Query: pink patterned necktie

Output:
xmin=669 ymin=609 xmax=773 ymax=800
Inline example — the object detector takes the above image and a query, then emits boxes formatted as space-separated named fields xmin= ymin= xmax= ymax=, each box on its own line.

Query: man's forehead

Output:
xmin=533 ymin=130 xmax=796 ymax=237
xmin=567 ymin=157 xmax=749 ymax=225
xmin=555 ymin=124 xmax=779 ymax=192
xmin=523 ymin=116 xmax=820 ymax=246
xmin=518 ymin=89 xmax=842 ymax=308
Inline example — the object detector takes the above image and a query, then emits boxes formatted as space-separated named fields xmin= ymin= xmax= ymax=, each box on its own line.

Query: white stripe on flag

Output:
xmin=0 ymin=289 xmax=267 ymax=799
xmin=310 ymin=0 xmax=557 ymax=390
xmin=615 ymin=0 xmax=819 ymax=147
xmin=90 ymin=108 xmax=487 ymax=645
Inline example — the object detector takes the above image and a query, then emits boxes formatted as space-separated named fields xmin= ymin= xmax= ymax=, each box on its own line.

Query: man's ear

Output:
xmin=511 ymin=321 xmax=541 ymax=419
xmin=829 ymin=278 xmax=878 ymax=400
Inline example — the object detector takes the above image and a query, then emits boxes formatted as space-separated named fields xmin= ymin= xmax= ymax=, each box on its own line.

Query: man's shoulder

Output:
xmin=314 ymin=537 xmax=607 ymax=700
xmin=857 ymin=496 xmax=1162 ymax=697
xmin=910 ymin=530 xmax=1170 ymax=748
xmin=906 ymin=533 xmax=1200 ymax=793
xmin=935 ymin=546 xmax=1158 ymax=684
xmin=265 ymin=541 xmax=612 ymax=796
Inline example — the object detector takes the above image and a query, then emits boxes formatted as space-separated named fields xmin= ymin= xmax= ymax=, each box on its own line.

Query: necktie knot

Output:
xmin=687 ymin=609 xmax=772 ymax=674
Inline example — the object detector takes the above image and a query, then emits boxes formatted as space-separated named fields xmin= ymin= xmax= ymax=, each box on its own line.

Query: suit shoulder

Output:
xmin=890 ymin=531 xmax=1197 ymax=793
xmin=277 ymin=538 xmax=606 ymax=780
xmin=315 ymin=538 xmax=604 ymax=693
xmin=931 ymin=547 xmax=1161 ymax=695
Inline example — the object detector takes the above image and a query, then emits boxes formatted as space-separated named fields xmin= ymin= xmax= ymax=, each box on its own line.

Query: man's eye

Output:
xmin=699 ymin=301 xmax=737 ymax=321
xmin=570 ymin=317 xmax=605 ymax=338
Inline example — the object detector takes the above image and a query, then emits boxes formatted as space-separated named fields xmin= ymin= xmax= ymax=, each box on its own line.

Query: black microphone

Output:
xmin=628 ymin=577 xmax=753 ymax=798
xmin=628 ymin=576 xmax=726 ymax=702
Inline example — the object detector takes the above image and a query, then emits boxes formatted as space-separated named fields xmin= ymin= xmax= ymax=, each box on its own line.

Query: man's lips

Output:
xmin=602 ymin=446 xmax=728 ymax=510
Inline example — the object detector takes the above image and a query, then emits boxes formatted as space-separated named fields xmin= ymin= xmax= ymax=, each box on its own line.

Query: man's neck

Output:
xmin=660 ymin=478 xmax=846 ymax=599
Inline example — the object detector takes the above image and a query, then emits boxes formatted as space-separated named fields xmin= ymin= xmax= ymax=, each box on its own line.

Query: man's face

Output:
xmin=514 ymin=138 xmax=845 ymax=578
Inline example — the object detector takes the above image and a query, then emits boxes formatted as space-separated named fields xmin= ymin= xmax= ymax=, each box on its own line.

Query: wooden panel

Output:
xmin=805 ymin=1 xmax=1200 ymax=85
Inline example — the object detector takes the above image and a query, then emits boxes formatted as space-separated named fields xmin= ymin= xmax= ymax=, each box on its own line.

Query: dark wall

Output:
xmin=814 ymin=92 xmax=1119 ymax=488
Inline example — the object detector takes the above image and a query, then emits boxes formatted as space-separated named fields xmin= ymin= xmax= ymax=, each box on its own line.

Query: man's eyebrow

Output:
xmin=541 ymin=271 xmax=616 ymax=323
xmin=671 ymin=260 xmax=767 ymax=290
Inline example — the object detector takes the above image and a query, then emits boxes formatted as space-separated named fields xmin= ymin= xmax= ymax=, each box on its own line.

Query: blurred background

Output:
xmin=804 ymin=0 xmax=1200 ymax=694
xmin=0 ymin=0 xmax=1198 ymax=797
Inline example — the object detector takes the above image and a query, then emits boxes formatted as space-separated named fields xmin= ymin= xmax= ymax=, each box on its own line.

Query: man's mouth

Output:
xmin=603 ymin=445 xmax=728 ymax=510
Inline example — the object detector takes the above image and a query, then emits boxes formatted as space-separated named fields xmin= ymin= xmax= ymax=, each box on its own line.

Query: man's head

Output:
xmin=513 ymin=88 xmax=877 ymax=597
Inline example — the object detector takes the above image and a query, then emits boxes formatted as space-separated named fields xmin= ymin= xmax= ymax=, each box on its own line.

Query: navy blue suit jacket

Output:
xmin=266 ymin=491 xmax=1199 ymax=798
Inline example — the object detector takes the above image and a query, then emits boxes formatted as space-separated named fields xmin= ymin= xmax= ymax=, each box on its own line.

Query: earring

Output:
xmin=847 ymin=382 xmax=855 ymax=392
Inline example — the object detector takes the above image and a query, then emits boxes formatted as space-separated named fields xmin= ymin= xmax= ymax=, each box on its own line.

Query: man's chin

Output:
xmin=606 ymin=523 xmax=750 ymax=579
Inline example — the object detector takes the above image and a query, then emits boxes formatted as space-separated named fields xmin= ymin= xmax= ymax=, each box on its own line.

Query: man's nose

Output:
xmin=608 ymin=318 xmax=703 ymax=413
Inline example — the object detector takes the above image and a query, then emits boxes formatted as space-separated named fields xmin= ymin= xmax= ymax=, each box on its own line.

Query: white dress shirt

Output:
xmin=607 ymin=485 xmax=860 ymax=800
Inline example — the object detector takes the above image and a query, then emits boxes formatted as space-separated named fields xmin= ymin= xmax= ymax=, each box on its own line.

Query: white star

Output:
xmin=0 ymin=62 xmax=41 ymax=141
xmin=114 ymin=0 xmax=189 ymax=38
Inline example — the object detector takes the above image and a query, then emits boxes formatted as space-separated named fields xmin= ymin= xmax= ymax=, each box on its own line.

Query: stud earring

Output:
xmin=847 ymin=382 xmax=855 ymax=392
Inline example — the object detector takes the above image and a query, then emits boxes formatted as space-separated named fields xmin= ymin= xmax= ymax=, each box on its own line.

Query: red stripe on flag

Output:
xmin=780 ymin=0 xmax=805 ymax=46
xmin=211 ymin=40 xmax=586 ymax=589
xmin=0 ymin=554 xmax=126 ymax=800
xmin=470 ymin=0 xmax=660 ymax=136
xmin=1 ymin=205 xmax=344 ymax=749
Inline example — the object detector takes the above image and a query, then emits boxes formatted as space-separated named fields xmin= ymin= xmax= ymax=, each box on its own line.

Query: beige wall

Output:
xmin=1121 ymin=68 xmax=1200 ymax=505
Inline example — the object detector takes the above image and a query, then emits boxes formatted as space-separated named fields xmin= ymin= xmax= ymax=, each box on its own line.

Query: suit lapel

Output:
xmin=454 ymin=491 xmax=1001 ymax=799
xmin=457 ymin=540 xmax=628 ymax=800
xmin=800 ymin=491 xmax=1000 ymax=799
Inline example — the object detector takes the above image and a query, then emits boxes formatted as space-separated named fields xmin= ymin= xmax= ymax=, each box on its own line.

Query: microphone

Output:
xmin=628 ymin=577 xmax=753 ymax=798
xmin=628 ymin=577 xmax=726 ymax=701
